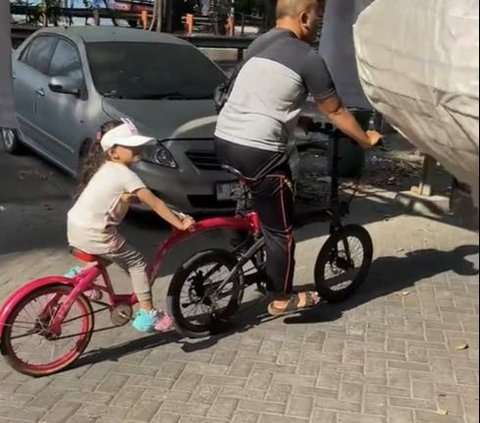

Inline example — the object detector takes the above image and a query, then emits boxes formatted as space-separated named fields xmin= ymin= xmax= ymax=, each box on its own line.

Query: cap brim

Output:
xmin=115 ymin=135 xmax=155 ymax=148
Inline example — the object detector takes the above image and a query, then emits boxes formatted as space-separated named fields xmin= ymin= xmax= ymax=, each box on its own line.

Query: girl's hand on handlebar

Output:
xmin=180 ymin=215 xmax=195 ymax=231
xmin=366 ymin=130 xmax=383 ymax=148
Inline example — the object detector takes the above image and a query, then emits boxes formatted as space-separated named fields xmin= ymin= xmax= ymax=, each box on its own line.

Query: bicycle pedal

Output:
xmin=111 ymin=303 xmax=133 ymax=326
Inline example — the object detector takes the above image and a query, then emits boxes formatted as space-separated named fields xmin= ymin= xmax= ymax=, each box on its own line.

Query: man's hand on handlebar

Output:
xmin=303 ymin=121 xmax=384 ymax=148
xmin=366 ymin=130 xmax=384 ymax=148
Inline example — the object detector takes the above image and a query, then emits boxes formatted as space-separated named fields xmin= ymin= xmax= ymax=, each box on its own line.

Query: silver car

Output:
xmin=2 ymin=26 xmax=238 ymax=213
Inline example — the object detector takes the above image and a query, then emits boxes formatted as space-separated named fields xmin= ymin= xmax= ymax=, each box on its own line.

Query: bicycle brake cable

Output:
xmin=347 ymin=173 xmax=362 ymax=206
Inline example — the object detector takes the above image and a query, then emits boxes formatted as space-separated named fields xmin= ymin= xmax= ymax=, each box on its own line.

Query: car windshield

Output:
xmin=86 ymin=42 xmax=226 ymax=100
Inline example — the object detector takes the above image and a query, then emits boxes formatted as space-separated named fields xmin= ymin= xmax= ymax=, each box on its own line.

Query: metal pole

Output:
xmin=230 ymin=0 xmax=235 ymax=36
xmin=156 ymin=0 xmax=163 ymax=32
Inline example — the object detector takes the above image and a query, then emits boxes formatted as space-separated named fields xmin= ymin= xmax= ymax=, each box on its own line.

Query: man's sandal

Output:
xmin=267 ymin=292 xmax=319 ymax=316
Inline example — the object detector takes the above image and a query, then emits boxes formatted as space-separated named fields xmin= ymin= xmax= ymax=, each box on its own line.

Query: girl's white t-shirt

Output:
xmin=67 ymin=161 xmax=145 ymax=254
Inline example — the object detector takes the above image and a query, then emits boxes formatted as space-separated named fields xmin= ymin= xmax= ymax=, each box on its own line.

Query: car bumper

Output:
xmin=132 ymin=140 xmax=237 ymax=214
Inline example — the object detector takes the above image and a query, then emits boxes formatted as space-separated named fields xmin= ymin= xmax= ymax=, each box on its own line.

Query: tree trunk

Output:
xmin=263 ymin=0 xmax=276 ymax=32
xmin=156 ymin=0 xmax=164 ymax=32
xmin=41 ymin=1 xmax=48 ymax=26
xmin=0 ymin=0 xmax=17 ymax=128
xmin=149 ymin=0 xmax=164 ymax=32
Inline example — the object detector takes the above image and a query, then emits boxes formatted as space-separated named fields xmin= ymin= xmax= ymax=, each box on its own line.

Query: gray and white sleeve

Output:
xmin=302 ymin=50 xmax=337 ymax=101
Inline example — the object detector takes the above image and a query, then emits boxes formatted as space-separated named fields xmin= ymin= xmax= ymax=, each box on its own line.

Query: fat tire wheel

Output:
xmin=0 ymin=284 xmax=94 ymax=377
xmin=167 ymin=249 xmax=243 ymax=338
xmin=314 ymin=225 xmax=373 ymax=303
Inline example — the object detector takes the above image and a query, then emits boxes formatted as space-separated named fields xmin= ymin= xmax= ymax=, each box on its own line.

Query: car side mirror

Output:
xmin=48 ymin=75 xmax=81 ymax=97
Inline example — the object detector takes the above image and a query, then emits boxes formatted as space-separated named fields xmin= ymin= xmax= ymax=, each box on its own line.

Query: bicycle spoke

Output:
xmin=5 ymin=286 xmax=92 ymax=372
xmin=324 ymin=236 xmax=364 ymax=291
xmin=179 ymin=260 xmax=235 ymax=326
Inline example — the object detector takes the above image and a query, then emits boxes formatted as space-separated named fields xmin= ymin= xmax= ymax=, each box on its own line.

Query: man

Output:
xmin=214 ymin=0 xmax=382 ymax=315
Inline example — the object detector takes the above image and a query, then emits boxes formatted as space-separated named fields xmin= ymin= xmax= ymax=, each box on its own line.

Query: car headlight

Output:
xmin=142 ymin=143 xmax=178 ymax=169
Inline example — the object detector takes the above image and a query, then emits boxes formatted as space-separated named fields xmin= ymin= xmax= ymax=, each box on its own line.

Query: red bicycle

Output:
xmin=0 ymin=214 xmax=274 ymax=377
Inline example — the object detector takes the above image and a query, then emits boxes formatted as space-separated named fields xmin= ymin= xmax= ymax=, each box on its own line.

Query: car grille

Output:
xmin=186 ymin=151 xmax=222 ymax=171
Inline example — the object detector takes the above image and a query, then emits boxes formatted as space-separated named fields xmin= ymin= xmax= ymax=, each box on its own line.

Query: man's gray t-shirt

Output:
xmin=215 ymin=28 xmax=336 ymax=153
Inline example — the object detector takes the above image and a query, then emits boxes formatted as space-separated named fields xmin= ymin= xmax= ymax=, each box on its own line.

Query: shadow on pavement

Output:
xmin=63 ymin=297 xmax=266 ymax=372
xmin=61 ymin=243 xmax=478 ymax=369
xmin=283 ymin=243 xmax=479 ymax=325
xmin=67 ymin=330 xmax=180 ymax=372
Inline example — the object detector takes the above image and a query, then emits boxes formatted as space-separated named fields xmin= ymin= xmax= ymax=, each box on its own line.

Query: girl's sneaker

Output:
xmin=154 ymin=311 xmax=174 ymax=332
xmin=132 ymin=309 xmax=174 ymax=333
xmin=64 ymin=266 xmax=82 ymax=279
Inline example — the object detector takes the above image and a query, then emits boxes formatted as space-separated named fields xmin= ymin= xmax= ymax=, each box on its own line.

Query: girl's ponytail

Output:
xmin=77 ymin=120 xmax=123 ymax=194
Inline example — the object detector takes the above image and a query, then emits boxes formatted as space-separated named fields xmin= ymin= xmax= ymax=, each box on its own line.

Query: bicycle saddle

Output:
xmin=222 ymin=165 xmax=243 ymax=178
xmin=221 ymin=165 xmax=257 ymax=182
xmin=70 ymin=248 xmax=98 ymax=263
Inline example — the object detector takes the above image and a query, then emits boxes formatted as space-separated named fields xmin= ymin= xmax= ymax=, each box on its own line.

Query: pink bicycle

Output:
xmin=0 ymin=217 xmax=256 ymax=377
xmin=0 ymin=124 xmax=376 ymax=377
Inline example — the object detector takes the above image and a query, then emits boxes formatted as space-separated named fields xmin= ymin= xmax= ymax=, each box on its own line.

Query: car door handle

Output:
xmin=36 ymin=88 xmax=45 ymax=97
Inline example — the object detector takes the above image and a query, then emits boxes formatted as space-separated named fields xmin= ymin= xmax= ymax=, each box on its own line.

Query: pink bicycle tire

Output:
xmin=0 ymin=284 xmax=94 ymax=377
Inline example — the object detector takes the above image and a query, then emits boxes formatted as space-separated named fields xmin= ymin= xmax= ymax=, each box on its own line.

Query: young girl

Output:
xmin=68 ymin=119 xmax=194 ymax=333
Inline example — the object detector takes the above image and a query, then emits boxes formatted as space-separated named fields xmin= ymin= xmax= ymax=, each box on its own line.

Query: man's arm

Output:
xmin=316 ymin=94 xmax=382 ymax=149
xmin=301 ymin=51 xmax=381 ymax=148
xmin=136 ymin=188 xmax=194 ymax=231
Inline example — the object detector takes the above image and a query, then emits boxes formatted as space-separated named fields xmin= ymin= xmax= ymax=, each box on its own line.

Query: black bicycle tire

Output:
xmin=167 ymin=249 xmax=244 ymax=339
xmin=314 ymin=224 xmax=373 ymax=303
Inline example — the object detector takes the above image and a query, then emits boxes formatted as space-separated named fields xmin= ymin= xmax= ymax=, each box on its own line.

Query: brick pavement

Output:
xmin=0 ymin=160 xmax=478 ymax=423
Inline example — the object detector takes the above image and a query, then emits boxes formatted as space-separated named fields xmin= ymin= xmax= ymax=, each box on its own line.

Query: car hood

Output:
xmin=102 ymin=98 xmax=219 ymax=141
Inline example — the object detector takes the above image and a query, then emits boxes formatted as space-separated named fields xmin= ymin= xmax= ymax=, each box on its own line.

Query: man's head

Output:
xmin=276 ymin=0 xmax=323 ymax=43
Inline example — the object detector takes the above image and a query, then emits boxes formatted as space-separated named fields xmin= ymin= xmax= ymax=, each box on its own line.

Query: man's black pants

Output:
xmin=216 ymin=138 xmax=295 ymax=298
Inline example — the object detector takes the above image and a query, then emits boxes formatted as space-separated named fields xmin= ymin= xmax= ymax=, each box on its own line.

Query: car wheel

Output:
xmin=0 ymin=128 xmax=23 ymax=155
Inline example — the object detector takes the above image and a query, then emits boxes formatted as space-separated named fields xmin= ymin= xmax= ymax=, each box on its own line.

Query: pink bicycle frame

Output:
xmin=51 ymin=213 xmax=261 ymax=332
xmin=0 ymin=212 xmax=261 ymax=338
xmin=148 ymin=212 xmax=261 ymax=281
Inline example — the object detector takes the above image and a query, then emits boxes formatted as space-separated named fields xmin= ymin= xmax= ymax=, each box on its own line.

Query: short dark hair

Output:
xmin=276 ymin=0 xmax=325 ymax=20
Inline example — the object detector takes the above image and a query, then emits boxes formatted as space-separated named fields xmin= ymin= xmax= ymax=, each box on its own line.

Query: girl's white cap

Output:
xmin=101 ymin=119 xmax=154 ymax=152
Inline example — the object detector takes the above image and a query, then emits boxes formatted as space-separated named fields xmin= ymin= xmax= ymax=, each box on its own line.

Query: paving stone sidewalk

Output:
xmin=0 ymin=156 xmax=478 ymax=423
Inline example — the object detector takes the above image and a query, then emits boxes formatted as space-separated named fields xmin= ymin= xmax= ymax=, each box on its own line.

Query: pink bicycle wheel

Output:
xmin=0 ymin=284 xmax=94 ymax=377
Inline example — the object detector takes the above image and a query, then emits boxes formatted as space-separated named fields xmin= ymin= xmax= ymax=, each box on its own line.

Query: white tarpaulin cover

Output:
xmin=354 ymin=0 xmax=479 ymax=207
xmin=0 ymin=2 xmax=17 ymax=129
